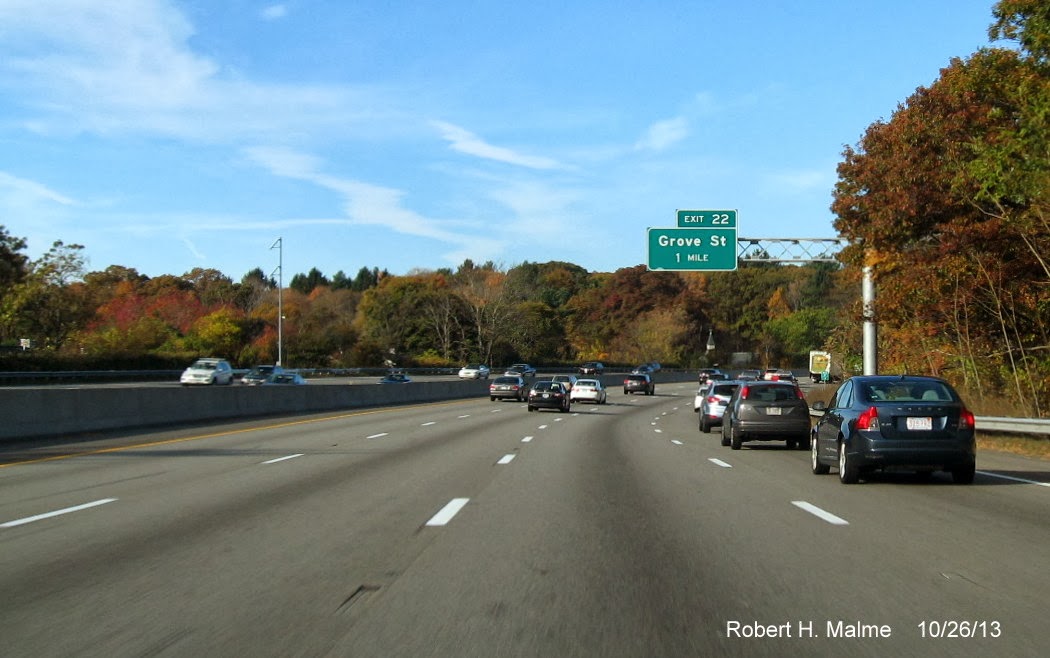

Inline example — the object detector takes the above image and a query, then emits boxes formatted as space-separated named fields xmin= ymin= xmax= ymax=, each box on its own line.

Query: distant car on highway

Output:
xmin=698 ymin=368 xmax=725 ymax=384
xmin=623 ymin=373 xmax=655 ymax=395
xmin=458 ymin=364 xmax=491 ymax=379
xmin=505 ymin=363 xmax=537 ymax=378
xmin=570 ymin=378 xmax=607 ymax=404
xmin=263 ymin=372 xmax=307 ymax=385
xmin=721 ymin=381 xmax=810 ymax=450
xmin=578 ymin=362 xmax=604 ymax=376
xmin=527 ymin=380 xmax=571 ymax=412
xmin=551 ymin=374 xmax=577 ymax=392
xmin=378 ymin=372 xmax=412 ymax=384
xmin=241 ymin=364 xmax=282 ymax=385
xmin=180 ymin=358 xmax=234 ymax=386
xmin=810 ymin=375 xmax=976 ymax=484
xmin=736 ymin=369 xmax=762 ymax=381
xmin=489 ymin=375 xmax=527 ymax=401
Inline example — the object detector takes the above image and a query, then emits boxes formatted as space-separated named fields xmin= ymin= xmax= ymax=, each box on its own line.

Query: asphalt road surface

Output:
xmin=1 ymin=382 xmax=1047 ymax=657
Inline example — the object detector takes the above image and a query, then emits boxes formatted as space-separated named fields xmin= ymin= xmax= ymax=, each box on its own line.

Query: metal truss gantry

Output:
xmin=737 ymin=237 xmax=849 ymax=263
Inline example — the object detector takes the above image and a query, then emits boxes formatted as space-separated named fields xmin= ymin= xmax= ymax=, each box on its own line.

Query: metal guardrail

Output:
xmin=974 ymin=416 xmax=1050 ymax=436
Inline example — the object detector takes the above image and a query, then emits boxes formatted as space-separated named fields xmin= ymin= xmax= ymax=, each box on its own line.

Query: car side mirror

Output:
xmin=812 ymin=400 xmax=827 ymax=411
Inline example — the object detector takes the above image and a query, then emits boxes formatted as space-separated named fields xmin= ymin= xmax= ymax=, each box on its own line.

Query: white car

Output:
xmin=458 ymin=364 xmax=491 ymax=379
xmin=570 ymin=378 xmax=607 ymax=404
xmin=180 ymin=358 xmax=234 ymax=386
xmin=693 ymin=385 xmax=706 ymax=412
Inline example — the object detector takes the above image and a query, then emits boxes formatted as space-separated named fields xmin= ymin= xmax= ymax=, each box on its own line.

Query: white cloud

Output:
xmin=261 ymin=4 xmax=288 ymax=21
xmin=242 ymin=146 xmax=323 ymax=179
xmin=432 ymin=121 xmax=563 ymax=170
xmin=0 ymin=171 xmax=77 ymax=206
xmin=0 ymin=0 xmax=392 ymax=141
xmin=635 ymin=117 xmax=689 ymax=152
xmin=244 ymin=146 xmax=508 ymax=264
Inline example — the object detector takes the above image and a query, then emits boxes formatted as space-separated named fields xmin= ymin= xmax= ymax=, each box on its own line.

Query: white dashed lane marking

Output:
xmin=425 ymin=498 xmax=470 ymax=527
xmin=262 ymin=454 xmax=304 ymax=464
xmin=2 ymin=498 xmax=118 ymax=529
xmin=792 ymin=501 xmax=849 ymax=526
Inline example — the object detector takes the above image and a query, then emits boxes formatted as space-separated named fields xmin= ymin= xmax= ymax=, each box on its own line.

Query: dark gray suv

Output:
xmin=623 ymin=374 xmax=654 ymax=395
xmin=810 ymin=375 xmax=976 ymax=484
xmin=721 ymin=381 xmax=811 ymax=450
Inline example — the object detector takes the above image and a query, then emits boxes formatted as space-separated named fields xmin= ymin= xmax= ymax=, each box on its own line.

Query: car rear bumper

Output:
xmin=529 ymin=400 xmax=568 ymax=409
xmin=490 ymin=390 xmax=522 ymax=399
xmin=847 ymin=433 xmax=976 ymax=470
xmin=737 ymin=417 xmax=811 ymax=437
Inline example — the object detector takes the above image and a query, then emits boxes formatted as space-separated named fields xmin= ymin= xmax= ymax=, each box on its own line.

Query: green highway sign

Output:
xmin=676 ymin=209 xmax=737 ymax=228
xmin=647 ymin=227 xmax=738 ymax=271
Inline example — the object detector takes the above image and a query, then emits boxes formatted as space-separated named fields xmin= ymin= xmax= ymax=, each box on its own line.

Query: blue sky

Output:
xmin=0 ymin=0 xmax=1002 ymax=280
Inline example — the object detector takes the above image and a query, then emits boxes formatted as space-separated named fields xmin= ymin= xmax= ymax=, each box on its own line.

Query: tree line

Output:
xmin=0 ymin=229 xmax=843 ymax=374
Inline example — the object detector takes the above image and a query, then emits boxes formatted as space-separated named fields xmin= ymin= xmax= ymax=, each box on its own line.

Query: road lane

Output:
xmin=1 ymin=384 xmax=1046 ymax=656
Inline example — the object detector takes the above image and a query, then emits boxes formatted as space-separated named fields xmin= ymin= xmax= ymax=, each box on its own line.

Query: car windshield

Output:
xmin=193 ymin=361 xmax=217 ymax=370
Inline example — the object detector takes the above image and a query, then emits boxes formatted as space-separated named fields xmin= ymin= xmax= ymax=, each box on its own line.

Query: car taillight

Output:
xmin=857 ymin=406 xmax=880 ymax=430
xmin=794 ymin=387 xmax=805 ymax=400
xmin=740 ymin=385 xmax=750 ymax=400
xmin=707 ymin=395 xmax=719 ymax=403
xmin=959 ymin=408 xmax=975 ymax=430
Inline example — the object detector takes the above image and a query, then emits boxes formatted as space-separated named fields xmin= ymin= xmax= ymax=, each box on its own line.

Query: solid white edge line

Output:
xmin=976 ymin=471 xmax=1050 ymax=487
xmin=425 ymin=498 xmax=470 ymax=526
xmin=2 ymin=498 xmax=118 ymax=528
xmin=497 ymin=454 xmax=515 ymax=465
xmin=708 ymin=458 xmax=733 ymax=468
xmin=262 ymin=453 xmax=304 ymax=464
xmin=792 ymin=501 xmax=849 ymax=526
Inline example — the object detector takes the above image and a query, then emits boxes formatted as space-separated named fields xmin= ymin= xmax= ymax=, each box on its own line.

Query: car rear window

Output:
xmin=494 ymin=377 xmax=519 ymax=384
xmin=712 ymin=384 xmax=740 ymax=396
xmin=749 ymin=385 xmax=798 ymax=401
xmin=864 ymin=382 xmax=956 ymax=402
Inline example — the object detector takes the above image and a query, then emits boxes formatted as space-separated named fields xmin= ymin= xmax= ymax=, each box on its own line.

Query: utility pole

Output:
xmin=270 ymin=237 xmax=283 ymax=367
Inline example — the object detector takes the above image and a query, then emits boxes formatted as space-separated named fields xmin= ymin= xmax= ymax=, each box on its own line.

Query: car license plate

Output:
xmin=542 ymin=393 xmax=551 ymax=399
xmin=766 ymin=407 xmax=782 ymax=415
xmin=907 ymin=416 xmax=933 ymax=430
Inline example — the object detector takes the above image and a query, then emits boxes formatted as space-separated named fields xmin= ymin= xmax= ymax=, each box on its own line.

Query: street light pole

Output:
xmin=270 ymin=237 xmax=283 ymax=367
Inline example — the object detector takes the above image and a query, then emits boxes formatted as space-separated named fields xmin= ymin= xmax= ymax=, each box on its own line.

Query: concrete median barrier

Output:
xmin=0 ymin=371 xmax=697 ymax=441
